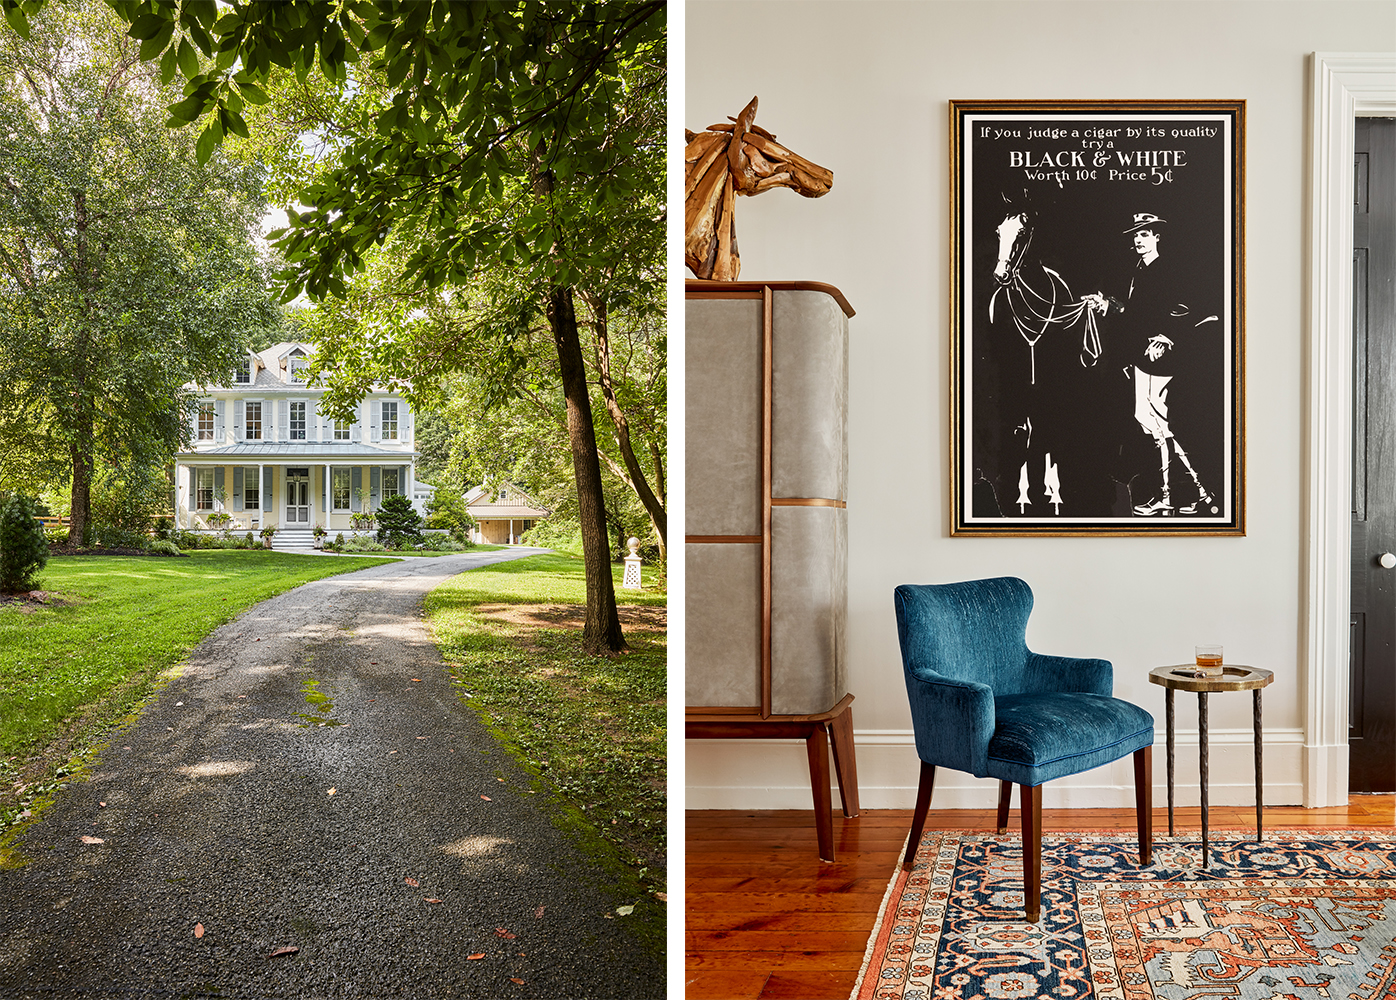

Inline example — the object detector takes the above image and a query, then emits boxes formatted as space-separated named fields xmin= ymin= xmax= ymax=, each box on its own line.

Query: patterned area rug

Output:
xmin=852 ymin=829 xmax=1396 ymax=1000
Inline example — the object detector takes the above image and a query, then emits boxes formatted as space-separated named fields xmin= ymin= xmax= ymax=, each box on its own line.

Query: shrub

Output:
xmin=147 ymin=539 xmax=181 ymax=556
xmin=424 ymin=484 xmax=476 ymax=534
xmin=376 ymin=494 xmax=424 ymax=549
xmin=521 ymin=518 xmax=581 ymax=556
xmin=43 ymin=527 xmax=69 ymax=547
xmin=0 ymin=495 xmax=48 ymax=592
xmin=152 ymin=517 xmax=174 ymax=540
xmin=89 ymin=462 xmax=167 ymax=547
xmin=420 ymin=533 xmax=467 ymax=552
xmin=341 ymin=535 xmax=386 ymax=552
xmin=96 ymin=526 xmax=149 ymax=550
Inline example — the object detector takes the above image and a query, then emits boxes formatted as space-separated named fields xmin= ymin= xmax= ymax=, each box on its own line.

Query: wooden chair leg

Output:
xmin=903 ymin=761 xmax=936 ymax=870
xmin=1021 ymin=783 xmax=1042 ymax=922
xmin=828 ymin=706 xmax=861 ymax=818
xmin=806 ymin=724 xmax=835 ymax=862
xmin=996 ymin=779 xmax=1013 ymax=834
xmin=1133 ymin=745 xmax=1153 ymax=867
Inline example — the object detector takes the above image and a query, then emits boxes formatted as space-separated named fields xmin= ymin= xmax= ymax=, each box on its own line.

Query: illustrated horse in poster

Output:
xmin=984 ymin=201 xmax=1102 ymax=514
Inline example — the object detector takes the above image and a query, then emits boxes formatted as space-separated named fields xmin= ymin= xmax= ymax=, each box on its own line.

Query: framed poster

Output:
xmin=950 ymin=100 xmax=1244 ymax=535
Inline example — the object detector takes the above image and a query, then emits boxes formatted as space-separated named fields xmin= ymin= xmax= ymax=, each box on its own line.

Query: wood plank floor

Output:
xmin=684 ymin=796 xmax=1396 ymax=1000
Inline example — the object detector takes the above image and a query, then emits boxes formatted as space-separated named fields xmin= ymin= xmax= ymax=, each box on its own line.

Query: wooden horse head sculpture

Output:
xmin=684 ymin=96 xmax=833 ymax=281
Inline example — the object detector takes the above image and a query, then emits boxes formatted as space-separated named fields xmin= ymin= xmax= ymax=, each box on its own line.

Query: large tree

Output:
xmin=0 ymin=0 xmax=275 ymax=544
xmin=6 ymin=0 xmax=666 ymax=653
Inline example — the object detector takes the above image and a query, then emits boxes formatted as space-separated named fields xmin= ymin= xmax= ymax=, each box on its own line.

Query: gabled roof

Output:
xmin=465 ymin=482 xmax=551 ymax=519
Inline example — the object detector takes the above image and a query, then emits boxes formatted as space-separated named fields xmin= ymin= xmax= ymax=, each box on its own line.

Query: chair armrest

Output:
xmin=903 ymin=668 xmax=995 ymax=777
xmin=1025 ymin=652 xmax=1113 ymax=696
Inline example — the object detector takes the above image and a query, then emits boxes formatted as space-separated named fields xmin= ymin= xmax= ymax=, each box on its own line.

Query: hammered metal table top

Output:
xmin=1148 ymin=664 xmax=1274 ymax=692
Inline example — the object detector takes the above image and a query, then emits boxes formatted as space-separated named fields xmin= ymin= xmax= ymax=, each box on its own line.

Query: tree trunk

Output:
xmin=590 ymin=299 xmax=667 ymax=561
xmin=68 ymin=437 xmax=91 ymax=547
xmin=548 ymin=285 xmax=626 ymax=654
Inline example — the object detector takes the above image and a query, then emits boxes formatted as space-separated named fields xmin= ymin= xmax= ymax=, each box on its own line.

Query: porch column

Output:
xmin=324 ymin=464 xmax=330 ymax=529
xmin=258 ymin=464 xmax=264 ymax=526
xmin=510 ymin=518 xmax=515 ymax=545
xmin=174 ymin=462 xmax=183 ymax=529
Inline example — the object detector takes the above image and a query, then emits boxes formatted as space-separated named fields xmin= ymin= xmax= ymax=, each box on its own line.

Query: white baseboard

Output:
xmin=686 ymin=729 xmax=1306 ymax=810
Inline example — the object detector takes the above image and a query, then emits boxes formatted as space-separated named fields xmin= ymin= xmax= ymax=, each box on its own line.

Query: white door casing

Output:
xmin=1305 ymin=52 xmax=1396 ymax=807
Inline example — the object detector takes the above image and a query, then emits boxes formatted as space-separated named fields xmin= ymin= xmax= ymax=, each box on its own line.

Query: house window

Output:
xmin=244 ymin=467 xmax=260 ymax=510
xmin=289 ymin=401 xmax=306 ymax=441
xmin=332 ymin=468 xmax=351 ymax=511
xmin=197 ymin=402 xmax=214 ymax=441
xmin=289 ymin=355 xmax=309 ymax=382
xmin=234 ymin=357 xmax=251 ymax=383
xmin=334 ymin=419 xmax=351 ymax=441
xmin=244 ymin=401 xmax=262 ymax=440
xmin=195 ymin=469 xmax=213 ymax=510
xmin=382 ymin=468 xmax=400 ymax=498
xmin=381 ymin=401 xmax=398 ymax=440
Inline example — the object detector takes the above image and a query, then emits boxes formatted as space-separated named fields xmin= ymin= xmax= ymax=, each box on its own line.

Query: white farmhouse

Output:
xmin=173 ymin=342 xmax=424 ymax=549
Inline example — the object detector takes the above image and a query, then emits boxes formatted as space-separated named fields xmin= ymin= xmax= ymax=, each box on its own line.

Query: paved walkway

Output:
xmin=0 ymin=549 xmax=663 ymax=998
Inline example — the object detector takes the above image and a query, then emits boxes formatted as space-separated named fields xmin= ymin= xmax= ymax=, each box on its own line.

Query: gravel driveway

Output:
xmin=0 ymin=548 xmax=664 ymax=999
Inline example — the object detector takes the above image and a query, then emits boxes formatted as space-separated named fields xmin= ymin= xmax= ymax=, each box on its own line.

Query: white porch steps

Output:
xmin=271 ymin=527 xmax=318 ymax=553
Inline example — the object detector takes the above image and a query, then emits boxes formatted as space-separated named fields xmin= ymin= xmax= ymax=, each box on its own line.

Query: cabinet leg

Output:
xmin=828 ymin=706 xmax=860 ymax=818
xmin=806 ymin=724 xmax=834 ymax=862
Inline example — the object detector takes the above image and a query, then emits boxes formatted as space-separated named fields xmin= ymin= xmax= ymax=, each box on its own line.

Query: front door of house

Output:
xmin=1350 ymin=117 xmax=1396 ymax=793
xmin=285 ymin=467 xmax=310 ymax=524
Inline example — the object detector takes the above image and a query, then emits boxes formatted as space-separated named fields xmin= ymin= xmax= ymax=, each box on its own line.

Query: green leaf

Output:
xmin=126 ymin=12 xmax=167 ymax=40
xmin=1 ymin=2 xmax=30 ymax=39
xmin=211 ymin=12 xmax=243 ymax=36
xmin=237 ymin=81 xmax=270 ymax=105
xmin=176 ymin=38 xmax=199 ymax=78
xmin=138 ymin=21 xmax=175 ymax=62
xmin=195 ymin=123 xmax=218 ymax=166
xmin=166 ymin=94 xmax=205 ymax=122
xmin=223 ymin=109 xmax=250 ymax=140
xmin=159 ymin=45 xmax=179 ymax=85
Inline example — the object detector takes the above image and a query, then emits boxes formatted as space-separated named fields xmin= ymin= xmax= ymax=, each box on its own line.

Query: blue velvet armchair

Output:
xmin=895 ymin=577 xmax=1154 ymax=922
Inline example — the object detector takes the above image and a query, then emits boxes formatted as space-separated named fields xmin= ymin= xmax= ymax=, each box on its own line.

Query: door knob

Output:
xmin=1381 ymin=553 xmax=1396 ymax=570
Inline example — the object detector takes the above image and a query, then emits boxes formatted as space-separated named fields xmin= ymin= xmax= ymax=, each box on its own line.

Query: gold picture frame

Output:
xmin=950 ymin=99 xmax=1245 ymax=536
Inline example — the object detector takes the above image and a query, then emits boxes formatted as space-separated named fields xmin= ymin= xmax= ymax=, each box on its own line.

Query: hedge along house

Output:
xmin=464 ymin=483 xmax=550 ymax=545
xmin=173 ymin=342 xmax=422 ymax=547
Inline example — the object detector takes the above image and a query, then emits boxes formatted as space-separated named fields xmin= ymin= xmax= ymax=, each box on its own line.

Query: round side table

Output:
xmin=1148 ymin=664 xmax=1274 ymax=868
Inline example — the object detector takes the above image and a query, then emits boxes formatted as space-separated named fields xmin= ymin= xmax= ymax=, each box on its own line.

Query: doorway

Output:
xmin=285 ymin=467 xmax=310 ymax=524
xmin=1350 ymin=117 xmax=1396 ymax=793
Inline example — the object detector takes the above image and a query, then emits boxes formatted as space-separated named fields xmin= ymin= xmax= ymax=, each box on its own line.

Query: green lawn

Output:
xmin=424 ymin=554 xmax=666 ymax=951
xmin=0 ymin=551 xmax=393 ymax=781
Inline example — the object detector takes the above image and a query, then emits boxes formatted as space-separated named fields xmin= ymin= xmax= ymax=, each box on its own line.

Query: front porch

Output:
xmin=172 ymin=455 xmax=422 ymax=534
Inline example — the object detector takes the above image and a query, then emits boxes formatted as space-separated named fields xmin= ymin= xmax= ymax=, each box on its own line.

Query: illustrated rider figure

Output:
xmin=1083 ymin=212 xmax=1218 ymax=516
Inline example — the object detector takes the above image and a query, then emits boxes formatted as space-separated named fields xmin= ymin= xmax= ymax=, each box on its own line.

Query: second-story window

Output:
xmin=245 ymin=401 xmax=262 ymax=440
xmin=381 ymin=401 xmax=398 ymax=440
xmin=234 ymin=357 xmax=251 ymax=383
xmin=289 ymin=401 xmax=306 ymax=440
xmin=334 ymin=419 xmax=351 ymax=441
xmin=290 ymin=356 xmax=309 ymax=382
xmin=197 ymin=402 xmax=214 ymax=441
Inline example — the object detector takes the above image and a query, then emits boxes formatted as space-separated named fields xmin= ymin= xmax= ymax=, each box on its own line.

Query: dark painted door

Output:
xmin=1351 ymin=117 xmax=1396 ymax=793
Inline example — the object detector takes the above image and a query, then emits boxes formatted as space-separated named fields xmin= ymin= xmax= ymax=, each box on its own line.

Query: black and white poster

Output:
xmin=950 ymin=100 xmax=1245 ymax=535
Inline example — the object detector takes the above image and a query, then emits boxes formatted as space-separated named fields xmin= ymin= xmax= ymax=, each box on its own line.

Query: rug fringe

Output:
xmin=849 ymin=831 xmax=912 ymax=1000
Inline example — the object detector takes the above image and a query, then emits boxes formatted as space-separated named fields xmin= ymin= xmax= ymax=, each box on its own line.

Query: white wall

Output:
xmin=685 ymin=1 xmax=1396 ymax=810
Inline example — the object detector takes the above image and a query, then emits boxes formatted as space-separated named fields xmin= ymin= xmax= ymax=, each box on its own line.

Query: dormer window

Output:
xmin=289 ymin=352 xmax=309 ymax=383
xmin=234 ymin=357 xmax=251 ymax=384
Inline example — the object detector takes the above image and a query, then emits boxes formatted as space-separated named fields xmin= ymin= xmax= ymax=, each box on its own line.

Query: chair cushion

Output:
xmin=985 ymin=692 xmax=1154 ymax=786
